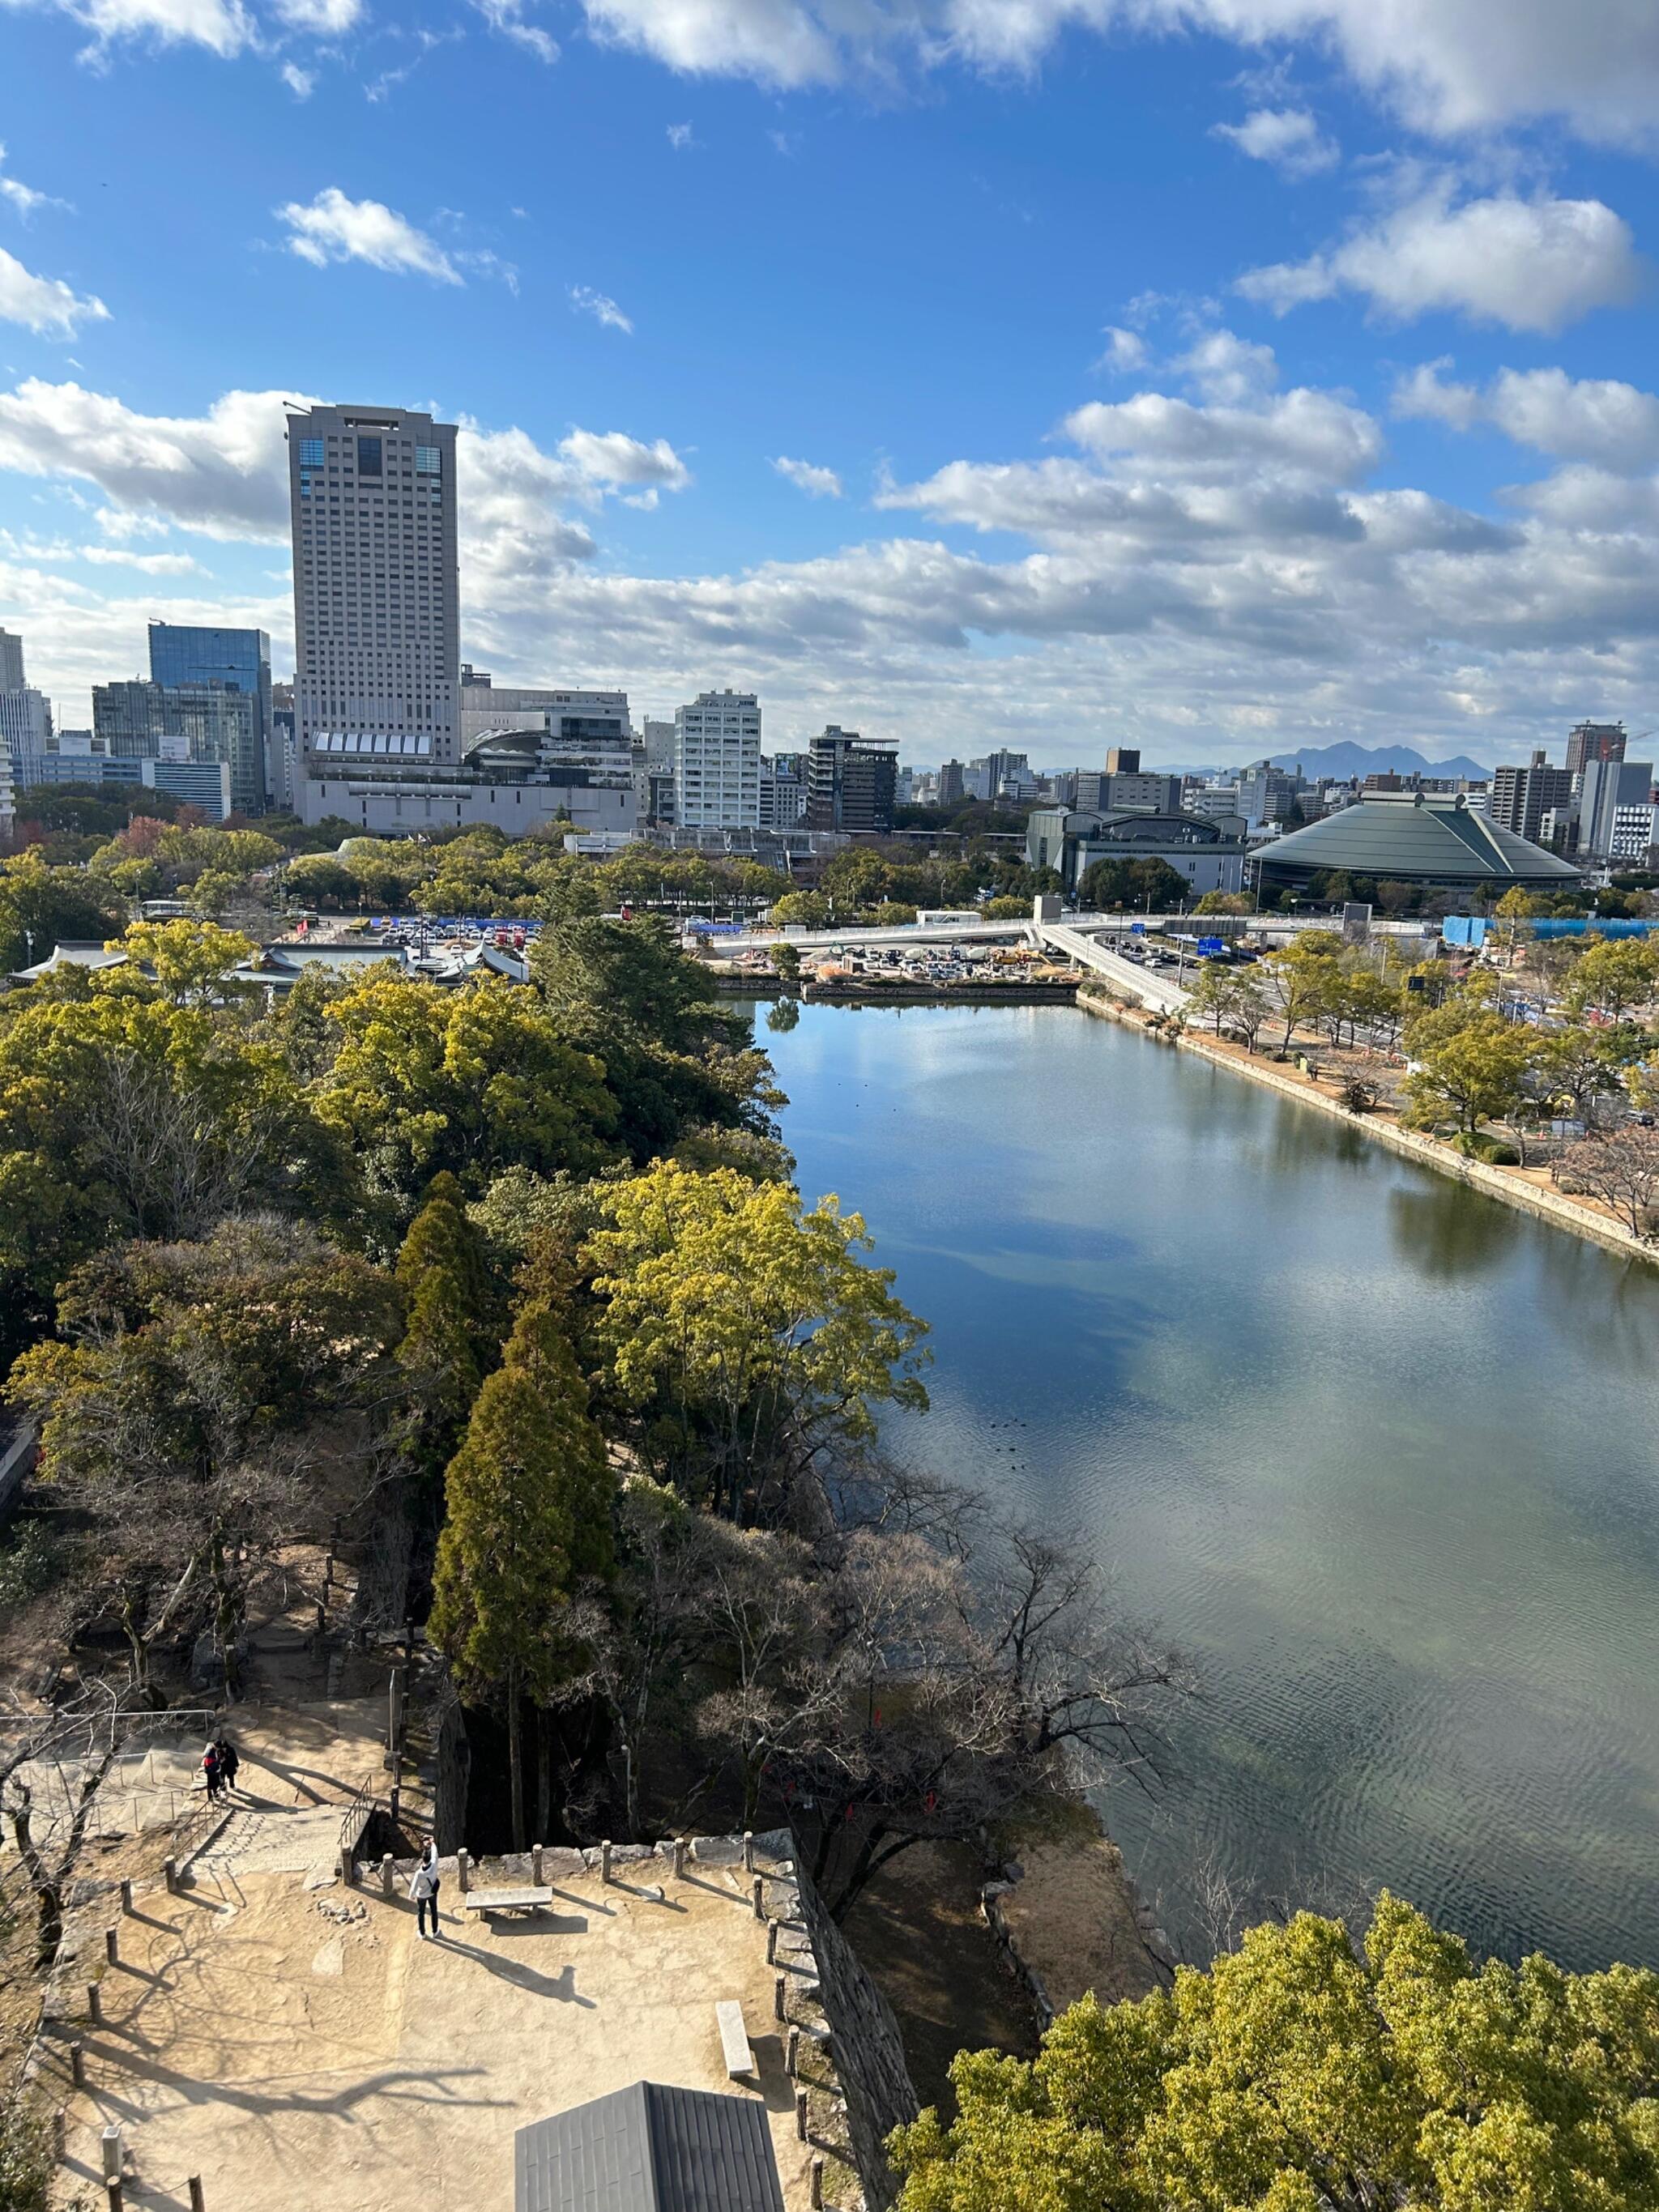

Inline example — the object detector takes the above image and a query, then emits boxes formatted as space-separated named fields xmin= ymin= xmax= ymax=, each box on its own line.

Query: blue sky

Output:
xmin=4 ymin=0 xmax=1659 ymax=768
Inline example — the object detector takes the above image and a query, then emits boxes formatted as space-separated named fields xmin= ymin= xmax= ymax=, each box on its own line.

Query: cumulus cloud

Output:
xmin=1095 ymin=326 xmax=1148 ymax=373
xmin=279 ymin=60 xmax=315 ymax=95
xmin=9 ymin=0 xmax=1658 ymax=148
xmin=277 ymin=190 xmax=461 ymax=283
xmin=569 ymin=284 xmax=633 ymax=332
xmin=18 ymin=362 xmax=1659 ymax=770
xmin=0 ymin=248 xmax=109 ymax=337
xmin=667 ymin=121 xmax=696 ymax=148
xmin=773 ymin=455 xmax=843 ymax=498
xmin=1175 ymin=329 xmax=1278 ymax=406
xmin=1238 ymin=186 xmax=1645 ymax=334
xmin=1213 ymin=106 xmax=1337 ymax=177
xmin=1395 ymin=361 xmax=1659 ymax=469
xmin=0 ymin=381 xmax=296 ymax=539
xmin=574 ymin=0 xmax=1659 ymax=144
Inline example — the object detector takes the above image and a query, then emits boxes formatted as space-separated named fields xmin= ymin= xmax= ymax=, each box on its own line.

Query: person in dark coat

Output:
xmin=216 ymin=1737 xmax=241 ymax=1796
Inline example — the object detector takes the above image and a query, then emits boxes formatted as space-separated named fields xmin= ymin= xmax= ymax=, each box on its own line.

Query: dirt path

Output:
xmin=843 ymin=1841 xmax=1039 ymax=2115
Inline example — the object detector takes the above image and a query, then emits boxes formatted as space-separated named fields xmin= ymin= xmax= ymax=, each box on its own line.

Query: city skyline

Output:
xmin=4 ymin=6 xmax=1659 ymax=765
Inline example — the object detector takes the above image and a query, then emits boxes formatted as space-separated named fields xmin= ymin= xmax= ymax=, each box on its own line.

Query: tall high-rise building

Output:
xmin=936 ymin=759 xmax=965 ymax=807
xmin=1566 ymin=720 xmax=1627 ymax=774
xmin=288 ymin=403 xmax=460 ymax=823
xmin=674 ymin=689 xmax=761 ymax=829
xmin=1491 ymin=750 xmax=1574 ymax=846
xmin=0 ymin=627 xmax=52 ymax=787
xmin=1105 ymin=747 xmax=1141 ymax=774
xmin=806 ymin=727 xmax=898 ymax=834
xmin=148 ymin=623 xmax=273 ymax=809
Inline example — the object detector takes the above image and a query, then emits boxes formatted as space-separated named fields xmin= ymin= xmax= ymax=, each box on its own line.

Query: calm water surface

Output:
xmin=758 ymin=999 xmax=1659 ymax=1969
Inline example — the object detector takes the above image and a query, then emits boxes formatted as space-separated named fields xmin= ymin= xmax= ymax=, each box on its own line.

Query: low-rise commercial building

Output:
xmin=1026 ymin=806 xmax=1247 ymax=896
xmin=9 ymin=748 xmax=232 ymax=817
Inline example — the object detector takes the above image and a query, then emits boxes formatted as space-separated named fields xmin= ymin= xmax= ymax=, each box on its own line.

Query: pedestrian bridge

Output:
xmin=1033 ymin=924 xmax=1191 ymax=1012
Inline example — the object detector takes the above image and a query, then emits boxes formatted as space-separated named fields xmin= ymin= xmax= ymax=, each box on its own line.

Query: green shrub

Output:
xmin=0 ymin=1522 xmax=61 ymax=1613
xmin=0 ymin=2099 xmax=58 ymax=2212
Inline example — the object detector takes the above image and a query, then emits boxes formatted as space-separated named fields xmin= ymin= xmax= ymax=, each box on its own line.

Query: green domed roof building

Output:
xmin=1254 ymin=791 xmax=1584 ymax=893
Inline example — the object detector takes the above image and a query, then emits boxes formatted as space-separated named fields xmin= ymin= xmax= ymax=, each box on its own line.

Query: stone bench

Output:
xmin=462 ymin=1886 xmax=555 ymax=1919
xmin=715 ymin=2000 xmax=755 ymax=2079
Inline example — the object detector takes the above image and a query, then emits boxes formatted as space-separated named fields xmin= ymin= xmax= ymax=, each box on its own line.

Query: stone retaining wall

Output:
xmin=1079 ymin=987 xmax=1659 ymax=1268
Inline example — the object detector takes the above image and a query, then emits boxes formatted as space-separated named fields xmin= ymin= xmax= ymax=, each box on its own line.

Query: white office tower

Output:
xmin=288 ymin=404 xmax=460 ymax=823
xmin=674 ymin=690 xmax=761 ymax=829
xmin=0 ymin=627 xmax=53 ymax=791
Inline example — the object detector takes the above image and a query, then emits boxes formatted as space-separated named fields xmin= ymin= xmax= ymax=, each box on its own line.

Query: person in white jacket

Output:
xmin=410 ymin=1842 xmax=441 ymax=1939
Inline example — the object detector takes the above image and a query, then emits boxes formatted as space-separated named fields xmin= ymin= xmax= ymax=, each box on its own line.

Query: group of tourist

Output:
xmin=200 ymin=1737 xmax=241 ymax=1801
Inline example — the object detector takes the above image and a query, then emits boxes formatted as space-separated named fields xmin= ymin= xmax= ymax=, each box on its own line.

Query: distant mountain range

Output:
xmin=1263 ymin=742 xmax=1492 ymax=782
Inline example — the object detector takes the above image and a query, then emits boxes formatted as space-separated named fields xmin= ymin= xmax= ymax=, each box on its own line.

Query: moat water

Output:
xmin=757 ymin=998 xmax=1659 ymax=1969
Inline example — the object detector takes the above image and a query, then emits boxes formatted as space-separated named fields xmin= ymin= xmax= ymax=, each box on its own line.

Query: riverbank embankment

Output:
xmin=1079 ymin=984 xmax=1659 ymax=1268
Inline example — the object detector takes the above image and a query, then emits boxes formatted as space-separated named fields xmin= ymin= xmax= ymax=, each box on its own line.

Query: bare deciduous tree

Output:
xmin=1555 ymin=1127 xmax=1659 ymax=1238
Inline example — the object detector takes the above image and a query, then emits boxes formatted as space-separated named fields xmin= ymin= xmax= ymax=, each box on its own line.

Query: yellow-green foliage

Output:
xmin=892 ymin=1895 xmax=1659 ymax=2212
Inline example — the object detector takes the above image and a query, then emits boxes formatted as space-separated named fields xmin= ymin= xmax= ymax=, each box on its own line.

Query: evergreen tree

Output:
xmin=429 ymin=1300 xmax=615 ymax=1847
xmin=396 ymin=1172 xmax=499 ymax=1479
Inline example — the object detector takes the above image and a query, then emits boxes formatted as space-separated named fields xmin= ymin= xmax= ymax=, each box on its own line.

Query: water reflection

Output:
xmin=1387 ymin=1183 xmax=1513 ymax=1280
xmin=761 ymin=1000 xmax=1659 ymax=1971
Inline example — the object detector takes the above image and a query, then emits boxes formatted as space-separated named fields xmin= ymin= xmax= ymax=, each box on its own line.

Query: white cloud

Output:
xmin=279 ymin=59 xmax=314 ymax=94
xmin=1213 ymin=106 xmax=1337 ymax=177
xmin=573 ymin=0 xmax=1659 ymax=144
xmin=79 ymin=544 xmax=204 ymax=573
xmin=1175 ymin=328 xmax=1278 ymax=406
xmin=1063 ymin=386 xmax=1380 ymax=482
xmin=471 ymin=0 xmax=559 ymax=62
xmin=1395 ymin=361 xmax=1659 ymax=468
xmin=19 ymin=0 xmax=256 ymax=57
xmin=0 ymin=147 xmax=67 ymax=219
xmin=1391 ymin=358 xmax=1482 ymax=430
xmin=667 ymin=121 xmax=695 ymax=148
xmin=277 ymin=190 xmax=461 ymax=283
xmin=773 ymin=454 xmax=843 ymax=498
xmin=21 ymin=362 xmax=1659 ymax=773
xmin=1239 ymin=186 xmax=1644 ymax=335
xmin=569 ymin=284 xmax=633 ymax=333
xmin=1095 ymin=326 xmax=1147 ymax=373
xmin=6 ymin=0 xmax=1656 ymax=147
xmin=0 ymin=248 xmax=109 ymax=337
xmin=269 ymin=0 xmax=358 ymax=27
xmin=0 ymin=381 xmax=298 ymax=538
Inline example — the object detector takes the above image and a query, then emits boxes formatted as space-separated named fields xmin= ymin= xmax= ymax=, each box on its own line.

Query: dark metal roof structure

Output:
xmin=514 ymin=2081 xmax=787 ymax=2212
xmin=1255 ymin=793 xmax=1584 ymax=885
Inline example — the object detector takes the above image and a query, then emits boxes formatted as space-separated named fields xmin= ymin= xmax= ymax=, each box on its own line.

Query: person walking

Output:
xmin=410 ymin=1842 xmax=441 ymax=1940
xmin=216 ymin=1736 xmax=241 ymax=1797
xmin=201 ymin=1741 xmax=221 ymax=1801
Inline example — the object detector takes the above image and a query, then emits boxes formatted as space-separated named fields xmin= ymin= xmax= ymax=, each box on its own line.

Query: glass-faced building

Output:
xmin=147 ymin=624 xmax=273 ymax=811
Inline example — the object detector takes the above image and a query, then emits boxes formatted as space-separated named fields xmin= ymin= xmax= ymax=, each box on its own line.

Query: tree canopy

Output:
xmin=585 ymin=1161 xmax=930 ymax=1515
xmin=892 ymin=1893 xmax=1659 ymax=2212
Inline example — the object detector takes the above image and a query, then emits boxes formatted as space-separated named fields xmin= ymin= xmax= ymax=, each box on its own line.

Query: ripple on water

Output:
xmin=759 ymin=1001 xmax=1659 ymax=1971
